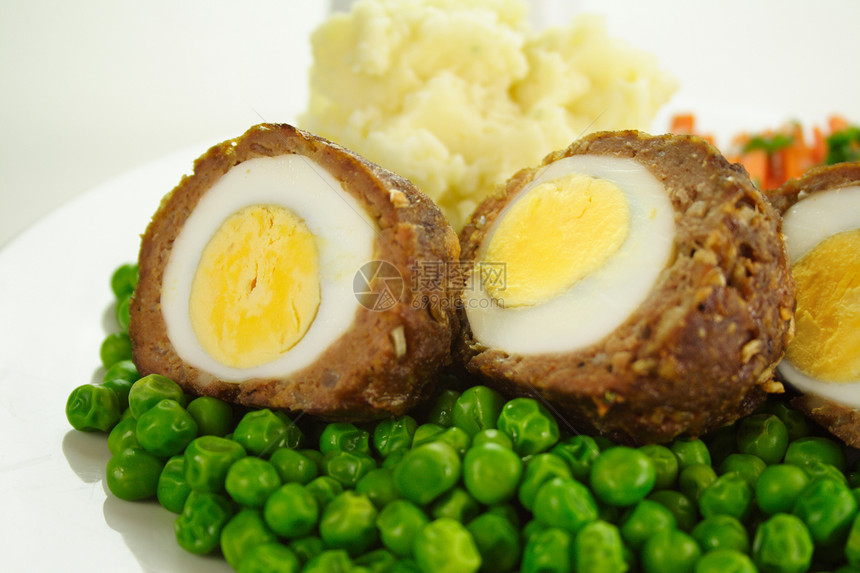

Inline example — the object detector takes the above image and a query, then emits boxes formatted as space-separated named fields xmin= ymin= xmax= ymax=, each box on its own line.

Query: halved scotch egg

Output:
xmin=129 ymin=124 xmax=459 ymax=420
xmin=769 ymin=162 xmax=860 ymax=446
xmin=457 ymin=131 xmax=795 ymax=445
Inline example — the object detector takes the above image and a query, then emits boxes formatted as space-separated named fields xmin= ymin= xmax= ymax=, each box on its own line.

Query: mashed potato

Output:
xmin=299 ymin=0 xmax=676 ymax=229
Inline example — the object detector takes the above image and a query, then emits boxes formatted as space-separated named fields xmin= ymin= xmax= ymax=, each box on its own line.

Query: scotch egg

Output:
xmin=770 ymin=162 xmax=860 ymax=446
xmin=130 ymin=124 xmax=459 ymax=420
xmin=457 ymin=131 xmax=795 ymax=445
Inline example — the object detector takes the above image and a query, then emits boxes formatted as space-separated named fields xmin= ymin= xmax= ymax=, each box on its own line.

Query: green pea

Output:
xmin=485 ymin=503 xmax=521 ymax=529
xmin=517 ymin=452 xmax=572 ymax=511
xmin=389 ymin=560 xmax=422 ymax=573
xmin=496 ymin=398 xmax=560 ymax=456
xmin=639 ymin=444 xmax=680 ymax=490
xmin=110 ymin=262 xmax=139 ymax=299
xmin=432 ymin=426 xmax=473 ymax=457
xmin=319 ymin=491 xmax=379 ymax=556
xmin=220 ymin=508 xmax=278 ymax=570
xmin=767 ymin=401 xmax=811 ymax=441
xmin=157 ymin=455 xmax=192 ymax=513
xmin=692 ymin=515 xmax=750 ymax=554
xmin=704 ymin=423 xmax=738 ymax=469
xmin=115 ymin=294 xmax=132 ymax=331
xmin=670 ymin=437 xmax=711 ymax=469
xmin=590 ymin=446 xmax=656 ymax=507
xmin=136 ymin=399 xmax=198 ymax=458
xmin=301 ymin=549 xmax=352 ymax=573
xmin=376 ymin=499 xmax=429 ymax=558
xmin=551 ymin=435 xmax=600 ymax=481
xmin=619 ymin=499 xmax=677 ymax=552
xmin=806 ymin=461 xmax=850 ymax=486
xmin=424 ymin=389 xmax=461 ymax=427
xmin=356 ymin=467 xmax=400 ymax=510
xmin=451 ymin=385 xmax=506 ymax=436
xmin=467 ymin=513 xmax=521 ymax=573
xmin=522 ymin=519 xmax=548 ymax=546
xmin=373 ymin=416 xmax=417 ymax=458
xmin=784 ymin=436 xmax=847 ymax=472
xmin=466 ymin=429 xmax=509 ymax=452
xmin=755 ymin=463 xmax=810 ymax=515
xmin=718 ymin=453 xmax=766 ymax=489
xmin=66 ymin=383 xmax=122 ymax=432
xmin=305 ymin=476 xmax=344 ymax=509
xmin=107 ymin=416 xmax=139 ymax=456
xmin=752 ymin=513 xmax=813 ymax=573
xmin=287 ymin=535 xmax=324 ymax=565
xmin=237 ymin=542 xmax=300 ymax=573
xmin=100 ymin=331 xmax=133 ymax=368
xmin=413 ymin=517 xmax=481 ymax=573
xmin=694 ymin=549 xmax=757 ymax=573
xmin=573 ymin=520 xmax=626 ymax=573
xmin=102 ymin=359 xmax=139 ymax=384
xmin=270 ymin=448 xmax=318 ymax=485
xmin=394 ymin=441 xmax=461 ymax=505
xmin=533 ymin=477 xmax=599 ymax=534
xmin=678 ymin=463 xmax=717 ymax=501
xmin=320 ymin=422 xmax=371 ymax=455
xmin=641 ymin=528 xmax=701 ymax=573
xmin=845 ymin=513 xmax=860 ymax=565
xmin=184 ymin=435 xmax=247 ymax=493
xmin=353 ymin=548 xmax=398 ymax=573
xmin=736 ymin=413 xmax=789 ymax=465
xmin=225 ymin=457 xmax=282 ymax=508
xmin=520 ymin=527 xmax=572 ymax=573
xmin=648 ymin=490 xmax=698 ymax=532
xmin=792 ymin=476 xmax=858 ymax=547
xmin=128 ymin=374 xmax=184 ymax=418
xmin=699 ymin=474 xmax=753 ymax=521
xmin=186 ymin=396 xmax=234 ymax=437
xmin=462 ymin=443 xmax=522 ymax=505
xmin=232 ymin=409 xmax=294 ymax=457
xmin=322 ymin=450 xmax=377 ymax=488
xmin=106 ymin=447 xmax=165 ymax=501
xmin=412 ymin=423 xmax=446 ymax=448
xmin=264 ymin=482 xmax=319 ymax=538
xmin=174 ymin=491 xmax=235 ymax=554
xmin=103 ymin=381 xmax=134 ymax=416
xmin=431 ymin=487 xmax=480 ymax=523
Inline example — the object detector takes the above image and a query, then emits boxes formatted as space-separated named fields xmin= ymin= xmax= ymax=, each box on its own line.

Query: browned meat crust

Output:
xmin=772 ymin=162 xmax=860 ymax=447
xmin=129 ymin=123 xmax=460 ymax=421
xmin=456 ymin=130 xmax=795 ymax=445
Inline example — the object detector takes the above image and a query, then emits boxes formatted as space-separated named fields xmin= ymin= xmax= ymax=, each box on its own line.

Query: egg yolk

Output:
xmin=189 ymin=204 xmax=321 ymax=369
xmin=786 ymin=228 xmax=860 ymax=382
xmin=482 ymin=173 xmax=630 ymax=307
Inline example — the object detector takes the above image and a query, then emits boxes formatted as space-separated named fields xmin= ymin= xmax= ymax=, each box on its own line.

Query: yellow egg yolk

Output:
xmin=786 ymin=229 xmax=860 ymax=382
xmin=189 ymin=204 xmax=321 ymax=369
xmin=482 ymin=173 xmax=630 ymax=307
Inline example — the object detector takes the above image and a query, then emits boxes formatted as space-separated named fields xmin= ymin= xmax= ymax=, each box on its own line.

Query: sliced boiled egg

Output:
xmin=777 ymin=181 xmax=860 ymax=405
xmin=130 ymin=124 xmax=459 ymax=419
xmin=463 ymin=154 xmax=676 ymax=355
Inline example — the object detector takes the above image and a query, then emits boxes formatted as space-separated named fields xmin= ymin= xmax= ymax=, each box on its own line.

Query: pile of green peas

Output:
xmin=65 ymin=263 xmax=860 ymax=572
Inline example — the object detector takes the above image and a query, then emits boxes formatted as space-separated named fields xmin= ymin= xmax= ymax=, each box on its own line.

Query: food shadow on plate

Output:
xmin=102 ymin=494 xmax=232 ymax=573
xmin=61 ymin=429 xmax=110 ymax=484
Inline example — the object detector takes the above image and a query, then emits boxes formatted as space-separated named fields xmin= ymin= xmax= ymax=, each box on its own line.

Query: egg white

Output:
xmin=161 ymin=154 xmax=378 ymax=382
xmin=463 ymin=155 xmax=676 ymax=355
xmin=777 ymin=184 xmax=860 ymax=406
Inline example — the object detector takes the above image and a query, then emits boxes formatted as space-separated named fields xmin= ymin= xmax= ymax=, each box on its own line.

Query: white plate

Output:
xmin=0 ymin=108 xmax=837 ymax=571
xmin=0 ymin=140 xmax=235 ymax=573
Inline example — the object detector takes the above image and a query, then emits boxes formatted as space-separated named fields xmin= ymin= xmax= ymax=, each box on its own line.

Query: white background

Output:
xmin=1 ymin=1 xmax=859 ymax=572
xmin=2 ymin=0 xmax=860 ymax=249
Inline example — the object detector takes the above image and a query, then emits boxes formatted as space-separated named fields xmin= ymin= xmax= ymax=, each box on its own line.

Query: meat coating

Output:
xmin=457 ymin=130 xmax=795 ymax=445
xmin=130 ymin=123 xmax=459 ymax=421
xmin=771 ymin=161 xmax=860 ymax=447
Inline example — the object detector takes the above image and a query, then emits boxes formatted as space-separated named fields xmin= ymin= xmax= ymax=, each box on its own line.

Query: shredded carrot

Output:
xmin=669 ymin=113 xmax=855 ymax=189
